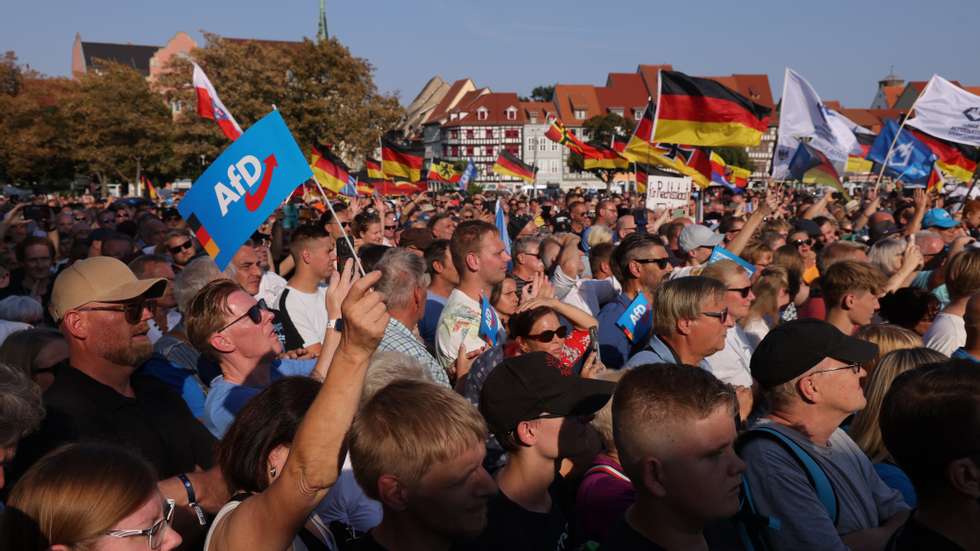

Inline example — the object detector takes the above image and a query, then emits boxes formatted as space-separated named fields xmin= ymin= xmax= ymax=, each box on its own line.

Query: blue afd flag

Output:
xmin=178 ymin=110 xmax=312 ymax=270
xmin=459 ymin=159 xmax=477 ymax=192
xmin=495 ymin=199 xmax=511 ymax=255
xmin=478 ymin=294 xmax=500 ymax=347
xmin=616 ymin=292 xmax=651 ymax=343
xmin=708 ymin=246 xmax=756 ymax=276
xmin=867 ymin=120 xmax=936 ymax=184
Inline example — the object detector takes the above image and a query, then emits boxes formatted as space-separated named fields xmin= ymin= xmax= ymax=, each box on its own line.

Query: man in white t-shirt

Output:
xmin=279 ymin=224 xmax=336 ymax=353
xmin=434 ymin=220 xmax=509 ymax=373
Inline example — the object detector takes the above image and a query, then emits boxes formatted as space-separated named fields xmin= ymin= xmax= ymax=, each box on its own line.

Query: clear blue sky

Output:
xmin=4 ymin=0 xmax=978 ymax=108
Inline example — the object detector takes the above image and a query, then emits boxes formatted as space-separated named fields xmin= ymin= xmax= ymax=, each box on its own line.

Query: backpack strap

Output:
xmin=276 ymin=288 xmax=307 ymax=352
xmin=744 ymin=426 xmax=840 ymax=526
xmin=584 ymin=463 xmax=630 ymax=483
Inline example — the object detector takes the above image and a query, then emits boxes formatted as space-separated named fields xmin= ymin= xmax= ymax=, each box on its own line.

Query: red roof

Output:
xmin=521 ymin=101 xmax=557 ymax=122
xmin=703 ymin=74 xmax=775 ymax=110
xmin=823 ymin=100 xmax=843 ymax=111
xmin=422 ymin=78 xmax=473 ymax=125
xmin=838 ymin=108 xmax=905 ymax=133
xmin=597 ymin=73 xmax=648 ymax=122
xmin=443 ymin=92 xmax=525 ymax=127
xmin=552 ymin=84 xmax=602 ymax=124
xmin=881 ymin=85 xmax=903 ymax=108
xmin=636 ymin=64 xmax=673 ymax=98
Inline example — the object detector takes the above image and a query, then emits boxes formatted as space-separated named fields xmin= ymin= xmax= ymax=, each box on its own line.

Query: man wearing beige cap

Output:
xmin=11 ymin=256 xmax=228 ymax=527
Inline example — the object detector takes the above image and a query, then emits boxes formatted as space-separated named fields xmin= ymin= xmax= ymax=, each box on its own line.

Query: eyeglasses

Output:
xmin=701 ymin=307 xmax=730 ymax=322
xmin=218 ymin=299 xmax=268 ymax=333
xmin=526 ymin=326 xmax=569 ymax=342
xmin=728 ymin=286 xmax=752 ymax=298
xmin=810 ymin=364 xmax=862 ymax=376
xmin=791 ymin=238 xmax=814 ymax=247
xmin=76 ymin=299 xmax=151 ymax=325
xmin=168 ymin=240 xmax=193 ymax=255
xmin=633 ymin=257 xmax=671 ymax=269
xmin=105 ymin=498 xmax=175 ymax=550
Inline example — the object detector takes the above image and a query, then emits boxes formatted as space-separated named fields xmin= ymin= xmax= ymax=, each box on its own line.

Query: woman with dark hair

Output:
xmin=351 ymin=212 xmax=383 ymax=248
xmin=878 ymin=287 xmax=940 ymax=336
xmin=507 ymin=298 xmax=598 ymax=376
xmin=2 ymin=442 xmax=181 ymax=551
xmin=0 ymin=327 xmax=67 ymax=392
xmin=489 ymin=277 xmax=520 ymax=328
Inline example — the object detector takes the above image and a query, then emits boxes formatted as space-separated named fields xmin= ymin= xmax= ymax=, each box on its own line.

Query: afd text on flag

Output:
xmin=177 ymin=110 xmax=312 ymax=270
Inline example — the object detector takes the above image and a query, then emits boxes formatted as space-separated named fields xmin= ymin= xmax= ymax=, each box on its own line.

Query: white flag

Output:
xmin=192 ymin=62 xmax=243 ymax=141
xmin=906 ymin=74 xmax=980 ymax=147
xmin=774 ymin=68 xmax=856 ymax=179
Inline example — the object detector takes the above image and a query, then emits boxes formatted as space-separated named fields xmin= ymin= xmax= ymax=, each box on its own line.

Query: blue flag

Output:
xmin=495 ymin=199 xmax=511 ymax=255
xmin=616 ymin=292 xmax=651 ymax=343
xmin=478 ymin=293 xmax=500 ymax=347
xmin=458 ymin=159 xmax=477 ymax=192
xmin=340 ymin=174 xmax=359 ymax=197
xmin=867 ymin=120 xmax=937 ymax=184
xmin=708 ymin=245 xmax=756 ymax=276
xmin=178 ymin=110 xmax=312 ymax=270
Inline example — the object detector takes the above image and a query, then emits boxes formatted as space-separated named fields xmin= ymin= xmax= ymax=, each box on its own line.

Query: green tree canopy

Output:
xmin=530 ymin=84 xmax=555 ymax=102
xmin=715 ymin=147 xmax=751 ymax=169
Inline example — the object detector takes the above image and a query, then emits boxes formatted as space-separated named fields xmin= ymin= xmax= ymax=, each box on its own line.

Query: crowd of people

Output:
xmin=0 ymin=182 xmax=977 ymax=550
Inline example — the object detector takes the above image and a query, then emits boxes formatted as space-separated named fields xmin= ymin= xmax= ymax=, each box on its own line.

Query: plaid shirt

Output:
xmin=378 ymin=317 xmax=450 ymax=387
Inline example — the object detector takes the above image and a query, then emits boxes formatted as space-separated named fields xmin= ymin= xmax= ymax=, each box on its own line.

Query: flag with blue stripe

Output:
xmin=867 ymin=120 xmax=937 ymax=184
xmin=495 ymin=199 xmax=511 ymax=255
xmin=340 ymin=174 xmax=359 ymax=197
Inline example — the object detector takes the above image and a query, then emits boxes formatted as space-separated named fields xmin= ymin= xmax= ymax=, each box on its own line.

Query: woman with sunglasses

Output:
xmin=507 ymin=297 xmax=598 ymax=376
xmin=2 ymin=442 xmax=181 ymax=551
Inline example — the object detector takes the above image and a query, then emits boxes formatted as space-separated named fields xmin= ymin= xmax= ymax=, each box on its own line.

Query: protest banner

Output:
xmin=178 ymin=110 xmax=312 ymax=270
xmin=644 ymin=173 xmax=692 ymax=213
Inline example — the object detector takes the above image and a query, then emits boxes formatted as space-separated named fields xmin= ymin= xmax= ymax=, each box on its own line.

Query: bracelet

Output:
xmin=178 ymin=473 xmax=207 ymax=526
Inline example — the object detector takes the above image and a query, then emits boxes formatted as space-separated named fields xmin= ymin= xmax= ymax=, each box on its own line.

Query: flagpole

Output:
xmin=873 ymin=83 xmax=930 ymax=192
xmin=311 ymin=178 xmax=367 ymax=277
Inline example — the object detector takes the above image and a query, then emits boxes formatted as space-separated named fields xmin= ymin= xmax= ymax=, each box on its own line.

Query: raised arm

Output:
xmin=728 ymin=188 xmax=778 ymax=257
xmin=208 ymin=270 xmax=389 ymax=551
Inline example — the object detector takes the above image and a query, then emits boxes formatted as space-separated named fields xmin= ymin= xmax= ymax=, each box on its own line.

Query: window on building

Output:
xmin=505 ymin=129 xmax=519 ymax=139
xmin=574 ymin=109 xmax=586 ymax=119
xmin=552 ymin=143 xmax=558 ymax=151
xmin=485 ymin=129 xmax=493 ymax=139
xmin=610 ymin=108 xmax=624 ymax=117
xmin=487 ymin=146 xmax=495 ymax=157
xmin=506 ymin=107 xmax=517 ymax=121
xmin=449 ymin=129 xmax=459 ymax=140
xmin=477 ymin=107 xmax=488 ymax=121
xmin=466 ymin=146 xmax=474 ymax=156
xmin=529 ymin=137 xmax=537 ymax=146
xmin=529 ymin=115 xmax=538 ymax=124
xmin=466 ymin=129 xmax=474 ymax=139
xmin=540 ymin=144 xmax=546 ymax=151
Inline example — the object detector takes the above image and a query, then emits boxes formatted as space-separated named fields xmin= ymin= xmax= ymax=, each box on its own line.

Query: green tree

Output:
xmin=66 ymin=62 xmax=173 ymax=191
xmin=530 ymin=84 xmax=555 ymax=102
xmin=715 ymin=147 xmax=751 ymax=169
xmin=565 ymin=113 xmax=634 ymax=187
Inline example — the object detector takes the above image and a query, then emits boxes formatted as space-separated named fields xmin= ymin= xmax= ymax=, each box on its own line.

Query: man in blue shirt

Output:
xmin=419 ymin=239 xmax=457 ymax=352
xmin=597 ymin=233 xmax=673 ymax=369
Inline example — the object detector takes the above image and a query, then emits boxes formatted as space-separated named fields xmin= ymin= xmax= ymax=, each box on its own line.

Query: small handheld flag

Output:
xmin=707 ymin=246 xmax=756 ymax=276
xmin=478 ymin=294 xmax=500 ymax=347
xmin=495 ymin=199 xmax=511 ymax=256
xmin=192 ymin=63 xmax=242 ymax=141
xmin=616 ymin=292 xmax=651 ymax=343
xmin=458 ymin=159 xmax=477 ymax=192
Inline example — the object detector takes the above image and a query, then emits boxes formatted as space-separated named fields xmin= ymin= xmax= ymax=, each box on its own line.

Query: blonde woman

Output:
xmin=3 ymin=443 xmax=181 ymax=551
xmin=849 ymin=347 xmax=947 ymax=508
xmin=853 ymin=324 xmax=922 ymax=380
xmin=741 ymin=266 xmax=792 ymax=348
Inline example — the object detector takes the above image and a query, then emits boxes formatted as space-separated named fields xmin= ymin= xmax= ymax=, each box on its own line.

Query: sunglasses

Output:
xmin=168 ymin=240 xmax=193 ymax=255
xmin=527 ymin=325 xmax=569 ymax=342
xmin=633 ymin=257 xmax=671 ymax=269
xmin=105 ymin=498 xmax=175 ymax=550
xmin=701 ymin=307 xmax=730 ymax=322
xmin=218 ymin=299 xmax=268 ymax=333
xmin=728 ymin=286 xmax=752 ymax=298
xmin=385 ymin=224 xmax=398 ymax=230
xmin=791 ymin=238 xmax=814 ymax=247
xmin=76 ymin=298 xmax=151 ymax=325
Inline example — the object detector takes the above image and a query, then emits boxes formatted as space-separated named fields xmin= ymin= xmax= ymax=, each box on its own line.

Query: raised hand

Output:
xmin=339 ymin=269 xmax=388 ymax=353
xmin=326 ymin=259 xmax=357 ymax=317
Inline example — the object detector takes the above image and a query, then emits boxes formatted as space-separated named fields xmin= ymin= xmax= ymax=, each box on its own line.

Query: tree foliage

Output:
xmin=565 ymin=113 xmax=634 ymax=181
xmin=715 ymin=147 xmax=751 ymax=169
xmin=530 ymin=84 xmax=555 ymax=102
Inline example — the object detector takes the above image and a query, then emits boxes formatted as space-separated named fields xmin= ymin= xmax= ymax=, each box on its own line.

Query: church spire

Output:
xmin=317 ymin=0 xmax=328 ymax=42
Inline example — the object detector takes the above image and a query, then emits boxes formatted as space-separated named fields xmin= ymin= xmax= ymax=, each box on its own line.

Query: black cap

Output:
xmin=479 ymin=352 xmax=614 ymax=436
xmin=507 ymin=215 xmax=534 ymax=240
xmin=750 ymin=319 xmax=878 ymax=388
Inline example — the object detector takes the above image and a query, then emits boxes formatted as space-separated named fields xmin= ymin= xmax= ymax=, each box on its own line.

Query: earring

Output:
xmin=269 ymin=467 xmax=277 ymax=478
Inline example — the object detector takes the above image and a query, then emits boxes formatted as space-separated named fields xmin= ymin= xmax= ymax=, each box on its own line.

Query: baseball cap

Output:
xmin=49 ymin=256 xmax=167 ymax=322
xmin=399 ymin=227 xmax=434 ymax=251
xmin=922 ymin=208 xmax=958 ymax=229
xmin=479 ymin=352 xmax=614 ymax=436
xmin=750 ymin=319 xmax=878 ymax=388
xmin=678 ymin=224 xmax=723 ymax=253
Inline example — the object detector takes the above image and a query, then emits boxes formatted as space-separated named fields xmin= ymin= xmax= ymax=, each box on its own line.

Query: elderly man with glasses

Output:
xmin=624 ymin=276 xmax=733 ymax=369
xmin=740 ymin=319 xmax=910 ymax=550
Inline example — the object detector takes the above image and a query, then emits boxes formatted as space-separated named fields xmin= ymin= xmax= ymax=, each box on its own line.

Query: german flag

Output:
xmin=635 ymin=164 xmax=648 ymax=194
xmin=365 ymin=157 xmax=385 ymax=180
xmin=611 ymin=135 xmax=629 ymax=154
xmin=621 ymin=100 xmax=711 ymax=188
xmin=492 ymin=150 xmax=536 ymax=182
xmin=908 ymin=128 xmax=978 ymax=183
xmin=427 ymin=159 xmax=462 ymax=182
xmin=583 ymin=142 xmax=629 ymax=170
xmin=186 ymin=213 xmax=220 ymax=259
xmin=927 ymin=164 xmax=946 ymax=194
xmin=788 ymin=143 xmax=848 ymax=196
xmin=545 ymin=118 xmax=591 ymax=156
xmin=730 ymin=165 xmax=751 ymax=188
xmin=311 ymin=145 xmax=352 ymax=194
xmin=381 ymin=138 xmax=424 ymax=182
xmin=654 ymin=70 xmax=771 ymax=148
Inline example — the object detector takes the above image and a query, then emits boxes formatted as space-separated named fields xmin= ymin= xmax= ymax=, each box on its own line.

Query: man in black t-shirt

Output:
xmin=477 ymin=352 xmax=613 ymax=551
xmin=880 ymin=360 xmax=980 ymax=551
xmin=602 ymin=363 xmax=744 ymax=550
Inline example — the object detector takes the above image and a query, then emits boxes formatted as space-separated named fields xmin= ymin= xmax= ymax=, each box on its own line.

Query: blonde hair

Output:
xmin=185 ymin=279 xmax=241 ymax=358
xmin=821 ymin=260 xmax=887 ymax=306
xmin=652 ymin=276 xmax=727 ymax=337
xmin=700 ymin=259 xmax=745 ymax=287
xmin=849 ymin=347 xmax=948 ymax=462
xmin=587 ymin=224 xmax=614 ymax=249
xmin=349 ymin=380 xmax=487 ymax=500
xmin=854 ymin=324 xmax=922 ymax=373
xmin=4 ymin=443 xmax=157 ymax=550
xmin=945 ymin=249 xmax=980 ymax=300
xmin=590 ymin=369 xmax=627 ymax=451
xmin=746 ymin=266 xmax=790 ymax=327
